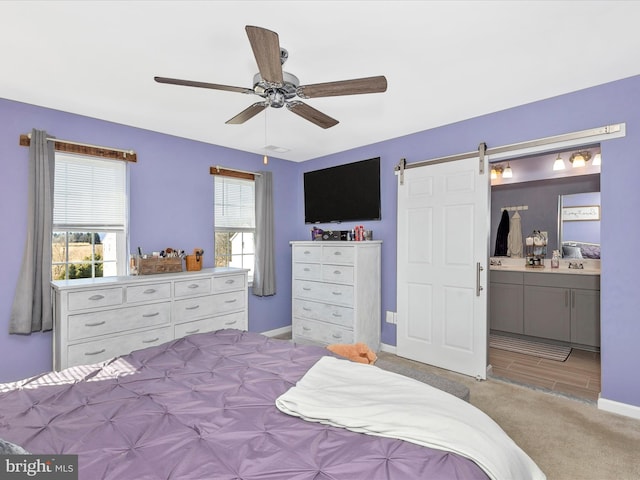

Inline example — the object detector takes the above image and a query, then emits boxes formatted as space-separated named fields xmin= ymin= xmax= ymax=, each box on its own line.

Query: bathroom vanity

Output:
xmin=489 ymin=261 xmax=600 ymax=350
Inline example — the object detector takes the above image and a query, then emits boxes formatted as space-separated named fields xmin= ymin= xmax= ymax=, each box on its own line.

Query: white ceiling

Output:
xmin=2 ymin=1 xmax=640 ymax=162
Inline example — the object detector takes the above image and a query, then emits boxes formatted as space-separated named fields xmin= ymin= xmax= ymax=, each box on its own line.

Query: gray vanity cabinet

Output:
xmin=490 ymin=270 xmax=600 ymax=349
xmin=489 ymin=271 xmax=524 ymax=334
xmin=524 ymin=285 xmax=571 ymax=341
xmin=523 ymin=272 xmax=600 ymax=348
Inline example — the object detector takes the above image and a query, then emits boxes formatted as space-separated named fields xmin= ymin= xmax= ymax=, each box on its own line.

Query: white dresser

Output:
xmin=291 ymin=241 xmax=381 ymax=350
xmin=52 ymin=267 xmax=248 ymax=370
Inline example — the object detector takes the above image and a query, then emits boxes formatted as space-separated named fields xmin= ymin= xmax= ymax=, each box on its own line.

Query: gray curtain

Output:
xmin=10 ymin=129 xmax=55 ymax=333
xmin=252 ymin=171 xmax=276 ymax=296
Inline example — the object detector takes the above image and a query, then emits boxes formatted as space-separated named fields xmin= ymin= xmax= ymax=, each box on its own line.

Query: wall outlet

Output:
xmin=385 ymin=311 xmax=397 ymax=324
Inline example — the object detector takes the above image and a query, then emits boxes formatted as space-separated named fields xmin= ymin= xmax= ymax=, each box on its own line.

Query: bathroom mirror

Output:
xmin=558 ymin=192 xmax=601 ymax=259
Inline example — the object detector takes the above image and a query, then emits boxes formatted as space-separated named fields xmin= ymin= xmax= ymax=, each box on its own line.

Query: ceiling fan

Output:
xmin=154 ymin=25 xmax=387 ymax=129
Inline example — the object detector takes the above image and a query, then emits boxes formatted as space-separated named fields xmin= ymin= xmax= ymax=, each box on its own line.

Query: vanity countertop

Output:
xmin=489 ymin=258 xmax=600 ymax=275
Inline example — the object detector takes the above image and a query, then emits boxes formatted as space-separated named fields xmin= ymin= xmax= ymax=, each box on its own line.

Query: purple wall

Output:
xmin=2 ymin=74 xmax=640 ymax=410
xmin=0 ymin=98 xmax=299 ymax=383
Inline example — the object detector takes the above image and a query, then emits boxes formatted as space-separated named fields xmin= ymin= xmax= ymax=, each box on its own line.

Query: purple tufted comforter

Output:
xmin=0 ymin=330 xmax=489 ymax=479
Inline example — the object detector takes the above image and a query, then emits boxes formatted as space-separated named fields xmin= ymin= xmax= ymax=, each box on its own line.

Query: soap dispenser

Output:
xmin=551 ymin=250 xmax=560 ymax=268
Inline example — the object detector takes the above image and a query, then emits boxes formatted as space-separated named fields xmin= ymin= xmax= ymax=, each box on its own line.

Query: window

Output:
xmin=214 ymin=175 xmax=255 ymax=279
xmin=52 ymin=154 xmax=128 ymax=280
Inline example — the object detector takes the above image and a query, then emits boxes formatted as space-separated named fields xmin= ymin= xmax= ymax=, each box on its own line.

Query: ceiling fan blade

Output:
xmin=297 ymin=75 xmax=388 ymax=98
xmin=225 ymin=102 xmax=268 ymax=125
xmin=154 ymin=76 xmax=254 ymax=94
xmin=286 ymin=101 xmax=338 ymax=129
xmin=245 ymin=26 xmax=283 ymax=85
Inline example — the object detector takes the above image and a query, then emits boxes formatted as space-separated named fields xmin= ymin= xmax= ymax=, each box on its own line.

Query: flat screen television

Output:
xmin=304 ymin=157 xmax=381 ymax=224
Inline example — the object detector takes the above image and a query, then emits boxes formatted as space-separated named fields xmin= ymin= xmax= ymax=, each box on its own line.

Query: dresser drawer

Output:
xmin=321 ymin=264 xmax=354 ymax=284
xmin=68 ymin=302 xmax=171 ymax=341
xmin=322 ymin=245 xmax=355 ymax=264
xmin=212 ymin=290 xmax=246 ymax=314
xmin=67 ymin=287 xmax=123 ymax=311
xmin=67 ymin=326 xmax=172 ymax=366
xmin=293 ymin=299 xmax=353 ymax=328
xmin=293 ymin=244 xmax=321 ymax=262
xmin=294 ymin=280 xmax=354 ymax=307
xmin=212 ymin=273 xmax=246 ymax=293
xmin=293 ymin=317 xmax=353 ymax=345
xmin=126 ymin=282 xmax=171 ymax=303
xmin=293 ymin=262 xmax=322 ymax=280
xmin=173 ymin=295 xmax=216 ymax=322
xmin=174 ymin=311 xmax=246 ymax=337
xmin=175 ymin=277 xmax=212 ymax=297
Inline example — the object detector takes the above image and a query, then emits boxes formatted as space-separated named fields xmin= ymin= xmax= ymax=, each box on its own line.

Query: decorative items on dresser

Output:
xmin=52 ymin=267 xmax=248 ymax=370
xmin=290 ymin=241 xmax=381 ymax=350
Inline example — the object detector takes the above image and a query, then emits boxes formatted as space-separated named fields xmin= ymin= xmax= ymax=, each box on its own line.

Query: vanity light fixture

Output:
xmin=592 ymin=152 xmax=602 ymax=166
xmin=502 ymin=162 xmax=513 ymax=178
xmin=490 ymin=166 xmax=502 ymax=179
xmin=569 ymin=150 xmax=591 ymax=168
xmin=553 ymin=154 xmax=566 ymax=171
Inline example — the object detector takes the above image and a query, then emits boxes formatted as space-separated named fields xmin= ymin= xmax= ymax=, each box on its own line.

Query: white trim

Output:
xmin=598 ymin=395 xmax=640 ymax=420
xmin=261 ymin=325 xmax=292 ymax=338
xmin=380 ymin=342 xmax=397 ymax=354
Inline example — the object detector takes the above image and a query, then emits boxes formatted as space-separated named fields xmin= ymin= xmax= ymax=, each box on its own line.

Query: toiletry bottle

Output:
xmin=551 ymin=250 xmax=560 ymax=268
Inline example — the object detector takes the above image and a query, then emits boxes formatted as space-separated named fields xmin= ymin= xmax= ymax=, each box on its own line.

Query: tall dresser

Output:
xmin=52 ymin=267 xmax=248 ymax=370
xmin=291 ymin=241 xmax=381 ymax=350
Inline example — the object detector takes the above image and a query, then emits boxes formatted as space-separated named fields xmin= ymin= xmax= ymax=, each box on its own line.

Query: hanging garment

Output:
xmin=494 ymin=209 xmax=510 ymax=256
xmin=507 ymin=210 xmax=524 ymax=258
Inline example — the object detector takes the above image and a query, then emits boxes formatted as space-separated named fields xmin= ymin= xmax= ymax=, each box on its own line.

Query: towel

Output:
xmin=326 ymin=342 xmax=377 ymax=364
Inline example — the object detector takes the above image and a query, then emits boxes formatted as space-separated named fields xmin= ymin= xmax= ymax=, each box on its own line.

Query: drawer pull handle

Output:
xmin=186 ymin=329 xmax=200 ymax=334
xmin=332 ymin=313 xmax=342 ymax=318
xmin=302 ymin=287 xmax=311 ymax=291
xmin=85 ymin=321 xmax=106 ymax=327
xmin=142 ymin=337 xmax=160 ymax=344
xmin=303 ymin=307 xmax=312 ymax=311
xmin=188 ymin=284 xmax=200 ymax=289
xmin=332 ymin=292 xmax=342 ymax=296
xmin=333 ymin=270 xmax=341 ymax=275
xmin=225 ymin=279 xmax=235 ymax=284
xmin=304 ymin=250 xmax=311 ymax=255
xmin=142 ymin=312 xmax=160 ymax=318
xmin=303 ymin=326 xmax=311 ymax=331
xmin=224 ymin=320 xmax=237 ymax=326
xmin=143 ymin=288 xmax=157 ymax=294
xmin=85 ymin=349 xmax=106 ymax=356
xmin=88 ymin=294 xmax=105 ymax=301
xmin=186 ymin=305 xmax=200 ymax=310
xmin=332 ymin=333 xmax=342 ymax=339
xmin=303 ymin=268 xmax=311 ymax=272
xmin=224 ymin=299 xmax=237 ymax=304
xmin=333 ymin=251 xmax=342 ymax=256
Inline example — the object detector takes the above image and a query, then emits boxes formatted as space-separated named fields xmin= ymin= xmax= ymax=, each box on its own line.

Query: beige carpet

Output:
xmin=377 ymin=351 xmax=640 ymax=480
xmin=489 ymin=334 xmax=572 ymax=361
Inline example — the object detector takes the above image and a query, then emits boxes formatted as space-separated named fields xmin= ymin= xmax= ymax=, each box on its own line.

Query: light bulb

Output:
xmin=572 ymin=153 xmax=586 ymax=168
xmin=553 ymin=154 xmax=565 ymax=171
xmin=490 ymin=168 xmax=498 ymax=180
xmin=593 ymin=153 xmax=601 ymax=166
xmin=263 ymin=154 xmax=268 ymax=165
xmin=502 ymin=163 xmax=513 ymax=178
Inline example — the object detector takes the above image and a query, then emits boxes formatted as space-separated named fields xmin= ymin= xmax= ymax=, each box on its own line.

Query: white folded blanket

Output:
xmin=276 ymin=356 xmax=545 ymax=480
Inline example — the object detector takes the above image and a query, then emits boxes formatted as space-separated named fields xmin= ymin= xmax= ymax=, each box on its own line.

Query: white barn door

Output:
xmin=397 ymin=155 xmax=489 ymax=379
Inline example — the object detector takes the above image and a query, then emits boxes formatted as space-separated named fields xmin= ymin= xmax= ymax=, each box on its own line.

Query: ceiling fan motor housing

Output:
xmin=252 ymin=71 xmax=299 ymax=108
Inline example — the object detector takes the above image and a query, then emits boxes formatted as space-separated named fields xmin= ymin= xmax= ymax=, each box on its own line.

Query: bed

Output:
xmin=0 ymin=329 xmax=544 ymax=479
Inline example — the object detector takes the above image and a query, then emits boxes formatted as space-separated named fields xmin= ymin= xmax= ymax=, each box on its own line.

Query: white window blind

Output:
xmin=214 ymin=176 xmax=255 ymax=231
xmin=53 ymin=154 xmax=127 ymax=228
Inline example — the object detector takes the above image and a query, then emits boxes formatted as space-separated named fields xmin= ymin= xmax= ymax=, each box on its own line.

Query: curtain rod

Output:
xmin=21 ymin=133 xmax=137 ymax=161
xmin=210 ymin=165 xmax=262 ymax=177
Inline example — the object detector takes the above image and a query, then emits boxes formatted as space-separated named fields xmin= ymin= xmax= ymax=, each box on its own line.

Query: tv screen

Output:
xmin=304 ymin=157 xmax=381 ymax=224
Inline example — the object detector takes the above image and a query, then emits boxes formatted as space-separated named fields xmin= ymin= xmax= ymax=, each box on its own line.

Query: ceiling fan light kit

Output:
xmin=154 ymin=25 xmax=387 ymax=129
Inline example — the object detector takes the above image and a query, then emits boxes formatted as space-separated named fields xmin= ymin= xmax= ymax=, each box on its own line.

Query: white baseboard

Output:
xmin=380 ymin=343 xmax=396 ymax=354
xmin=598 ymin=395 xmax=640 ymax=420
xmin=261 ymin=325 xmax=292 ymax=337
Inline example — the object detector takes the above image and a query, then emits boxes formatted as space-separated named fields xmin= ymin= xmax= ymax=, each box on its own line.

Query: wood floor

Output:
xmin=489 ymin=346 xmax=601 ymax=402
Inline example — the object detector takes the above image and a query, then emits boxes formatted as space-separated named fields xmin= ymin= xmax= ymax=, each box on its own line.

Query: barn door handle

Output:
xmin=476 ymin=263 xmax=484 ymax=297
